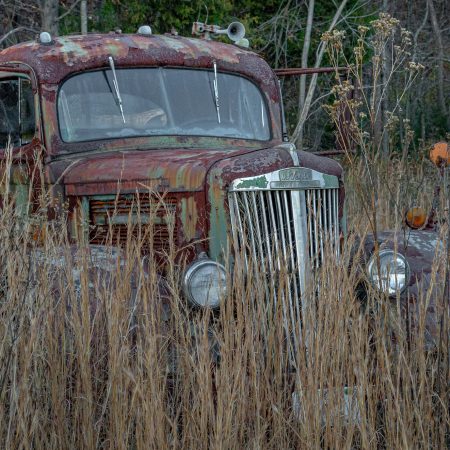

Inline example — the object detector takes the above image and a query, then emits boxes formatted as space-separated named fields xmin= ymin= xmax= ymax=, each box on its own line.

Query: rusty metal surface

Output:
xmin=48 ymin=146 xmax=271 ymax=194
xmin=308 ymin=149 xmax=358 ymax=157
xmin=362 ymin=230 xmax=449 ymax=348
xmin=45 ymin=141 xmax=345 ymax=262
xmin=0 ymin=34 xmax=274 ymax=86
xmin=296 ymin=149 xmax=343 ymax=178
xmin=52 ymin=145 xmax=282 ymax=259
xmin=88 ymin=193 xmax=178 ymax=254
xmin=46 ymin=141 xmax=345 ymax=262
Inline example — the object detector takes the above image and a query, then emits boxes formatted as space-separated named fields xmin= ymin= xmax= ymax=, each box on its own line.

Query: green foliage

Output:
xmin=91 ymin=0 xmax=233 ymax=35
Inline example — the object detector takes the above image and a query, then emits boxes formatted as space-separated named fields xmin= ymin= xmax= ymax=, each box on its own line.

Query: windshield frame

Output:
xmin=56 ymin=66 xmax=273 ymax=145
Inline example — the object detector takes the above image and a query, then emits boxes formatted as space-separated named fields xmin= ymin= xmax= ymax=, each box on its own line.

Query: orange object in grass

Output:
xmin=405 ymin=207 xmax=427 ymax=229
xmin=430 ymin=142 xmax=449 ymax=167
xmin=32 ymin=224 xmax=46 ymax=244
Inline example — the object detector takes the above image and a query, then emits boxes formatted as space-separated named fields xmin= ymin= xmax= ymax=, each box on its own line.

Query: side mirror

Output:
xmin=430 ymin=142 xmax=449 ymax=167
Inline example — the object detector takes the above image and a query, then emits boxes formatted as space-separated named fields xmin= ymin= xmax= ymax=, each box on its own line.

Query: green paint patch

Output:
xmin=105 ymin=44 xmax=125 ymax=58
xmin=180 ymin=197 xmax=190 ymax=233
xmin=236 ymin=176 xmax=268 ymax=190
xmin=322 ymin=174 xmax=339 ymax=189
xmin=147 ymin=167 xmax=165 ymax=179
xmin=57 ymin=39 xmax=90 ymax=59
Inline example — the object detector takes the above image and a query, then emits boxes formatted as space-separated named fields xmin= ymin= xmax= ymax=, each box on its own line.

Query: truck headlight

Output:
xmin=367 ymin=249 xmax=410 ymax=295
xmin=183 ymin=257 xmax=227 ymax=309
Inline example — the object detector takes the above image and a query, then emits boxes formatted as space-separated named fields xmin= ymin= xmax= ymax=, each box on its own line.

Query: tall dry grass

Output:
xmin=0 ymin=151 xmax=448 ymax=449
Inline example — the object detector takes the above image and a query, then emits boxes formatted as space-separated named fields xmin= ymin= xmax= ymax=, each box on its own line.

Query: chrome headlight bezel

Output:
xmin=182 ymin=257 xmax=227 ymax=309
xmin=367 ymin=249 xmax=410 ymax=296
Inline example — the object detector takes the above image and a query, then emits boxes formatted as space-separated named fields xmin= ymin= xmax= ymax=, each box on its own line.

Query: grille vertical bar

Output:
xmin=304 ymin=187 xmax=340 ymax=265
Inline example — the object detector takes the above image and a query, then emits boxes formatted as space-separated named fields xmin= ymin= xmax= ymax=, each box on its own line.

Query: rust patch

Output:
xmin=0 ymin=34 xmax=275 ymax=89
xmin=181 ymin=196 xmax=199 ymax=241
xmin=51 ymin=147 xmax=268 ymax=195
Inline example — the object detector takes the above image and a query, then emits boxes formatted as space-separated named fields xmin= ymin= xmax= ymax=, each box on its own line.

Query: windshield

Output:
xmin=58 ymin=68 xmax=270 ymax=143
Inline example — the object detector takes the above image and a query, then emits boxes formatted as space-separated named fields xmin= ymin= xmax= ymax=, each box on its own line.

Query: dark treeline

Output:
xmin=0 ymin=0 xmax=448 ymax=151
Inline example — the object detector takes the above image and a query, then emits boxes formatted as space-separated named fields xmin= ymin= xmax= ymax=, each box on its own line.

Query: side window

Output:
xmin=0 ymin=78 xmax=35 ymax=148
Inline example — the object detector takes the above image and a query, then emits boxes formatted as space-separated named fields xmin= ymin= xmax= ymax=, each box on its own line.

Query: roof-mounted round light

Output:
xmin=39 ymin=32 xmax=53 ymax=45
xmin=137 ymin=25 xmax=152 ymax=36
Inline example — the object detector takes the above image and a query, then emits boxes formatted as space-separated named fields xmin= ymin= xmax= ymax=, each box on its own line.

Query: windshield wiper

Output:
xmin=108 ymin=56 xmax=126 ymax=124
xmin=213 ymin=61 xmax=221 ymax=124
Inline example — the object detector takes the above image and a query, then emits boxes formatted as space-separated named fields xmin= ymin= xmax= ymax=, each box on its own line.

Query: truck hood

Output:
xmin=48 ymin=147 xmax=267 ymax=196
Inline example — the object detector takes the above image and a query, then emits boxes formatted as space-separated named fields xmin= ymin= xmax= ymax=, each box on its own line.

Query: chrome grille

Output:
xmin=229 ymin=188 xmax=340 ymax=290
xmin=228 ymin=167 xmax=341 ymax=361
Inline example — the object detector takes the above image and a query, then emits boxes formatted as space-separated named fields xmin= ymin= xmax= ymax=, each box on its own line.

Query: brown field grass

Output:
xmin=0 ymin=153 xmax=448 ymax=449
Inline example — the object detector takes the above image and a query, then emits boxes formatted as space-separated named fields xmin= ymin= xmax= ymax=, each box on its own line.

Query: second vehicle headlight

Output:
xmin=367 ymin=249 xmax=410 ymax=295
xmin=183 ymin=258 xmax=227 ymax=309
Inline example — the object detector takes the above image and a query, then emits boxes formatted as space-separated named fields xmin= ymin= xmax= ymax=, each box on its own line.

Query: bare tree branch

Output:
xmin=0 ymin=26 xmax=36 ymax=46
xmin=57 ymin=0 xmax=82 ymax=22
xmin=297 ymin=0 xmax=315 ymax=150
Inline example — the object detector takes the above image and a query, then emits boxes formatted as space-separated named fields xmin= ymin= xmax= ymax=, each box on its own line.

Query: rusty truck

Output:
xmin=0 ymin=24 xmax=447 ymax=356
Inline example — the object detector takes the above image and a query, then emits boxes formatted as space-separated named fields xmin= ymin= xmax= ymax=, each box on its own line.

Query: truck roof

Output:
xmin=0 ymin=33 xmax=277 ymax=91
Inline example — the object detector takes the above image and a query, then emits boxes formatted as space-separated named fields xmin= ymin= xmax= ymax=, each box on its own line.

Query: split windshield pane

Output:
xmin=58 ymin=68 xmax=270 ymax=143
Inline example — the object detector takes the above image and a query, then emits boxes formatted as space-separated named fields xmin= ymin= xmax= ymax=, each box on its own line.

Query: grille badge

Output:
xmin=279 ymin=168 xmax=313 ymax=182
xmin=230 ymin=167 xmax=339 ymax=192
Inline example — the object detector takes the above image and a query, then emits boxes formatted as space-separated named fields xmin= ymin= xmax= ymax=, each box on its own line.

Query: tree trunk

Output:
xmin=381 ymin=0 xmax=390 ymax=156
xmin=427 ymin=0 xmax=449 ymax=128
xmin=298 ymin=0 xmax=315 ymax=150
xmin=40 ymin=0 xmax=59 ymax=36
xmin=81 ymin=0 xmax=88 ymax=34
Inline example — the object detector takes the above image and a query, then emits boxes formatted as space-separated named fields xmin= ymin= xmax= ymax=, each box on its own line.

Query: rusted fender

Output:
xmin=361 ymin=229 xmax=449 ymax=349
